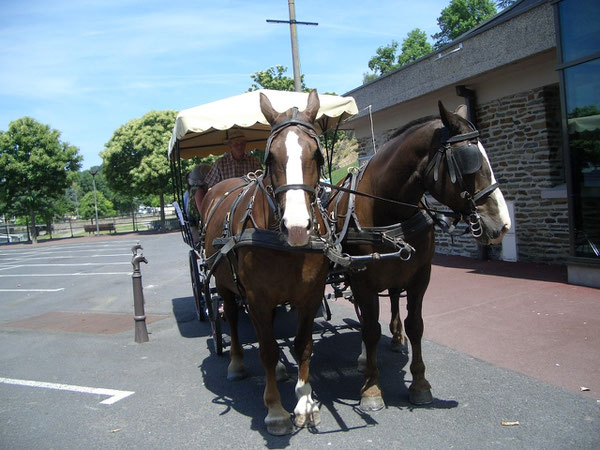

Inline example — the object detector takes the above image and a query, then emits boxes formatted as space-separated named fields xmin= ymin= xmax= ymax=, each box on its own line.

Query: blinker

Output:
xmin=451 ymin=143 xmax=482 ymax=175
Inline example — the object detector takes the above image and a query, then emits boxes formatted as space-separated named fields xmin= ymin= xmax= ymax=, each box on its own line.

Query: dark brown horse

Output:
xmin=200 ymin=90 xmax=329 ymax=435
xmin=329 ymin=102 xmax=511 ymax=410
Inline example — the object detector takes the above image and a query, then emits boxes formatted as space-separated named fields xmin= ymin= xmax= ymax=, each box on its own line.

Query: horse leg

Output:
xmin=353 ymin=286 xmax=385 ymax=411
xmin=292 ymin=304 xmax=321 ymax=428
xmin=222 ymin=290 xmax=245 ymax=381
xmin=389 ymin=288 xmax=407 ymax=353
xmin=404 ymin=272 xmax=433 ymax=405
xmin=250 ymin=306 xmax=293 ymax=436
xmin=272 ymin=307 xmax=289 ymax=382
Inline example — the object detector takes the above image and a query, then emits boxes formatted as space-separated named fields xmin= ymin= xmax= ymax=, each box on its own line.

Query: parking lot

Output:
xmin=1 ymin=232 xmax=598 ymax=449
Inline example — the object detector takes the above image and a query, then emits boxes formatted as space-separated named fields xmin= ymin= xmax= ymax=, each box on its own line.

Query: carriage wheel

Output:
xmin=207 ymin=276 xmax=224 ymax=355
xmin=211 ymin=295 xmax=223 ymax=355
xmin=188 ymin=250 xmax=207 ymax=322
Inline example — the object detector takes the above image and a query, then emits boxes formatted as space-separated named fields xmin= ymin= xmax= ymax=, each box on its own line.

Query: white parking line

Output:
xmin=5 ymin=263 xmax=130 ymax=267
xmin=0 ymin=377 xmax=134 ymax=405
xmin=0 ymin=288 xmax=65 ymax=292
xmin=0 ymin=272 xmax=131 ymax=277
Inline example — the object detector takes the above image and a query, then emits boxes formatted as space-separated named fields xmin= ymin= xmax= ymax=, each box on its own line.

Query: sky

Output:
xmin=1 ymin=0 xmax=453 ymax=170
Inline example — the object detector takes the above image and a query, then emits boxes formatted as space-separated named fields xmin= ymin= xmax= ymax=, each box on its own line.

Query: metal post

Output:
xmin=90 ymin=169 xmax=100 ymax=236
xmin=131 ymin=242 xmax=149 ymax=343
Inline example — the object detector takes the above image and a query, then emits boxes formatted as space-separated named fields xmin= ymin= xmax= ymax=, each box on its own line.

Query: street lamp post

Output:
xmin=89 ymin=169 xmax=100 ymax=236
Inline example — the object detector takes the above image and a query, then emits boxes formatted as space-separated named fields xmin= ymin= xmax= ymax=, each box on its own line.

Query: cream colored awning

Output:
xmin=568 ymin=115 xmax=600 ymax=133
xmin=168 ymin=89 xmax=358 ymax=160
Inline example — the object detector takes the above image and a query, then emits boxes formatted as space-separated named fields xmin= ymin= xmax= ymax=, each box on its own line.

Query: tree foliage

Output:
xmin=79 ymin=191 xmax=115 ymax=220
xmin=101 ymin=110 xmax=177 ymax=228
xmin=397 ymin=29 xmax=434 ymax=67
xmin=367 ymin=40 xmax=400 ymax=77
xmin=432 ymin=0 xmax=497 ymax=48
xmin=364 ymin=29 xmax=434 ymax=83
xmin=248 ymin=65 xmax=307 ymax=92
xmin=0 ymin=117 xmax=81 ymax=242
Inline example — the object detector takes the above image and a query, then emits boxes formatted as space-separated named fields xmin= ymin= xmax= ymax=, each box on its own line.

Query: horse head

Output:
xmin=260 ymin=89 xmax=324 ymax=247
xmin=424 ymin=101 xmax=511 ymax=244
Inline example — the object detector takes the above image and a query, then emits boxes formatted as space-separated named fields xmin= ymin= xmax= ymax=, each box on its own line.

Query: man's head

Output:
xmin=227 ymin=128 xmax=247 ymax=161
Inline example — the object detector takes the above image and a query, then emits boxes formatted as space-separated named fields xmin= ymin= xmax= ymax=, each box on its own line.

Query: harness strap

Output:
xmin=274 ymin=183 xmax=316 ymax=196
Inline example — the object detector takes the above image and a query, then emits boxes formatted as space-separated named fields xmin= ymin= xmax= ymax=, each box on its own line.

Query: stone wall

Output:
xmin=355 ymin=84 xmax=569 ymax=264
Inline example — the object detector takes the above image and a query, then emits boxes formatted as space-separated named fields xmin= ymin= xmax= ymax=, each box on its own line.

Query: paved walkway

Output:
xmin=334 ymin=254 xmax=599 ymax=401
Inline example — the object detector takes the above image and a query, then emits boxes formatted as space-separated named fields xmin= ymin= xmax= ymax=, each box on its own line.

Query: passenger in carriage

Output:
xmin=186 ymin=163 xmax=211 ymax=243
xmin=203 ymin=127 xmax=262 ymax=190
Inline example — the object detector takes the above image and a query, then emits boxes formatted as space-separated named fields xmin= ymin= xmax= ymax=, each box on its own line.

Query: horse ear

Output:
xmin=260 ymin=92 xmax=278 ymax=126
xmin=454 ymin=104 xmax=468 ymax=119
xmin=438 ymin=100 xmax=461 ymax=134
xmin=303 ymin=89 xmax=320 ymax=123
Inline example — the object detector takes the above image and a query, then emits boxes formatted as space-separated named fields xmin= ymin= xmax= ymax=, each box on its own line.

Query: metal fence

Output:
xmin=0 ymin=213 xmax=177 ymax=244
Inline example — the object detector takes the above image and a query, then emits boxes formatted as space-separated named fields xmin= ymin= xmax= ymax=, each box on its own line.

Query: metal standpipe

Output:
xmin=131 ymin=243 xmax=149 ymax=343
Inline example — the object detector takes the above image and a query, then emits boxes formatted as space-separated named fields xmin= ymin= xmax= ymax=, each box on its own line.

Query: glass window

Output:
xmin=565 ymin=60 xmax=600 ymax=257
xmin=559 ymin=0 xmax=600 ymax=62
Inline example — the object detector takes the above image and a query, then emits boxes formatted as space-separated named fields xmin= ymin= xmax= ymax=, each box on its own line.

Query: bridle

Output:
xmin=424 ymin=124 xmax=499 ymax=238
xmin=264 ymin=107 xmax=324 ymax=197
xmin=260 ymin=108 xmax=325 ymax=228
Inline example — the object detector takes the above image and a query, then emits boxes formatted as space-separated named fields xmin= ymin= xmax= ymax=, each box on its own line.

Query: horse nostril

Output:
xmin=501 ymin=224 xmax=510 ymax=234
xmin=305 ymin=220 xmax=311 ymax=231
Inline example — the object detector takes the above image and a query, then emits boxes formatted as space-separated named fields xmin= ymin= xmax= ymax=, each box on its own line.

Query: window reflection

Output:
xmin=565 ymin=60 xmax=600 ymax=257
xmin=559 ymin=0 xmax=600 ymax=62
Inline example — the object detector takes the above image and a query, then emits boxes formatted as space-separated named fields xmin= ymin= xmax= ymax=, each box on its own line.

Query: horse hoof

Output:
xmin=357 ymin=357 xmax=367 ymax=373
xmin=390 ymin=340 xmax=407 ymax=354
xmin=294 ymin=410 xmax=321 ymax=428
xmin=226 ymin=369 xmax=246 ymax=381
xmin=276 ymin=361 xmax=289 ymax=382
xmin=359 ymin=395 xmax=385 ymax=412
xmin=266 ymin=418 xmax=294 ymax=436
xmin=409 ymin=389 xmax=433 ymax=405
xmin=227 ymin=361 xmax=246 ymax=381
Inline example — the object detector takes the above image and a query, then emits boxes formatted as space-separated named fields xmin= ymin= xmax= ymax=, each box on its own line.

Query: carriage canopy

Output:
xmin=168 ymin=89 xmax=358 ymax=160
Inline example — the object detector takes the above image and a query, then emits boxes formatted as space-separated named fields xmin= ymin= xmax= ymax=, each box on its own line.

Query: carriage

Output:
xmin=168 ymin=89 xmax=358 ymax=356
xmin=168 ymin=89 xmax=510 ymax=434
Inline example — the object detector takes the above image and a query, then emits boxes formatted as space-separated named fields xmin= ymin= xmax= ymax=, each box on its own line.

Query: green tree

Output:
xmin=433 ymin=0 xmax=497 ymax=48
xmin=363 ymin=29 xmax=434 ymax=83
xmin=101 ymin=110 xmax=177 ymax=231
xmin=366 ymin=40 xmax=400 ymax=78
xmin=248 ymin=65 xmax=307 ymax=92
xmin=397 ymin=29 xmax=434 ymax=66
xmin=79 ymin=191 xmax=115 ymax=221
xmin=0 ymin=117 xmax=81 ymax=243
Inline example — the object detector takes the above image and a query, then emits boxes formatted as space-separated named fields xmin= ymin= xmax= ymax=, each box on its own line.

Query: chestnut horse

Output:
xmin=201 ymin=90 xmax=329 ymax=435
xmin=329 ymin=102 xmax=511 ymax=410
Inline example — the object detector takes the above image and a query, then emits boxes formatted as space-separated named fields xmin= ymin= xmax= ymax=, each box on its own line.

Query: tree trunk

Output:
xmin=29 ymin=208 xmax=37 ymax=244
xmin=159 ymin=193 xmax=166 ymax=232
xmin=131 ymin=203 xmax=136 ymax=232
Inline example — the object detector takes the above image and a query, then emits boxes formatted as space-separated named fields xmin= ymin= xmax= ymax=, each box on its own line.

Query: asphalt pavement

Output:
xmin=0 ymin=232 xmax=598 ymax=449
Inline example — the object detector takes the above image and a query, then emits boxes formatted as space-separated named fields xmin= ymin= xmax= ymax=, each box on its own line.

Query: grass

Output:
xmin=328 ymin=161 xmax=358 ymax=185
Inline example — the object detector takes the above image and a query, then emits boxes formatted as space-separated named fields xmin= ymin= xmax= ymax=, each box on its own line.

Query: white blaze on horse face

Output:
xmin=283 ymin=130 xmax=311 ymax=246
xmin=478 ymin=141 xmax=511 ymax=241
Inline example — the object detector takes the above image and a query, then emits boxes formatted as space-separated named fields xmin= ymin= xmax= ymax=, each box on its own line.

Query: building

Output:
xmin=342 ymin=0 xmax=599 ymax=287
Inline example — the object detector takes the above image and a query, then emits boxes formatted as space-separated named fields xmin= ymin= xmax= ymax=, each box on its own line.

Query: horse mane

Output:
xmin=388 ymin=115 xmax=439 ymax=141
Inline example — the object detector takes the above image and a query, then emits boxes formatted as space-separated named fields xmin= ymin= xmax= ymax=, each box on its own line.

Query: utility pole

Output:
xmin=267 ymin=0 xmax=317 ymax=92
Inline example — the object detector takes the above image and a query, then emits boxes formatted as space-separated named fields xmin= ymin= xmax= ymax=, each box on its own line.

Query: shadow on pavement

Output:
xmin=432 ymin=254 xmax=567 ymax=283
xmin=195 ymin=305 xmax=458 ymax=445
